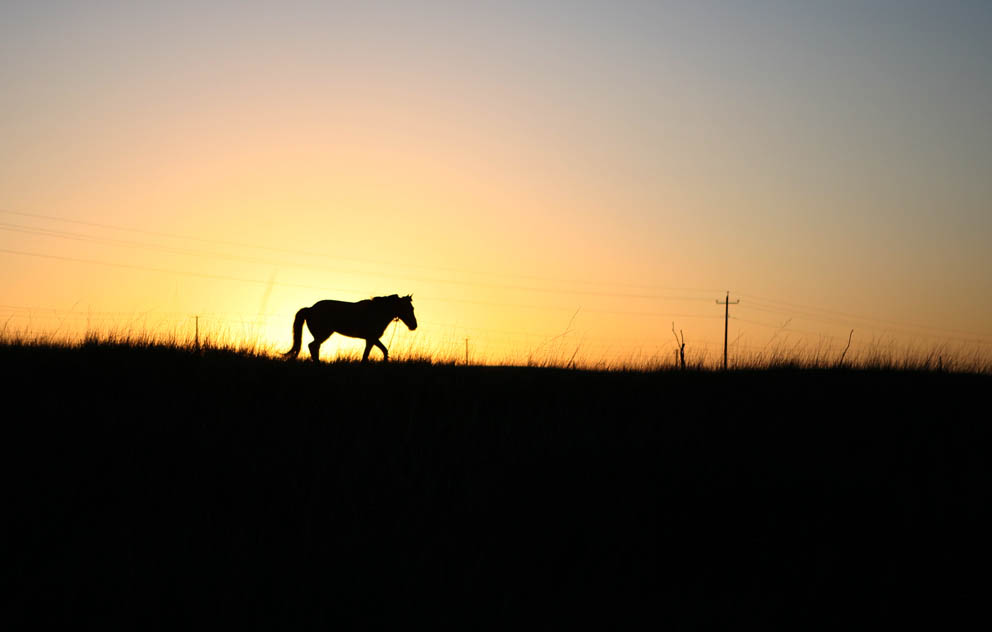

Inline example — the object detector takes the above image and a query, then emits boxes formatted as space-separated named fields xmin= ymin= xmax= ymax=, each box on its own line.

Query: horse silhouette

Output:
xmin=284 ymin=294 xmax=417 ymax=363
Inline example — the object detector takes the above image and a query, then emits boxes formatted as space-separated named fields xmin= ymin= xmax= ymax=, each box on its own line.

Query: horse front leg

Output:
xmin=373 ymin=339 xmax=388 ymax=362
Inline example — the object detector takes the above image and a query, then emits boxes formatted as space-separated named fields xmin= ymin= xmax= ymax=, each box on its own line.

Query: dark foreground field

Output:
xmin=5 ymin=343 xmax=990 ymax=626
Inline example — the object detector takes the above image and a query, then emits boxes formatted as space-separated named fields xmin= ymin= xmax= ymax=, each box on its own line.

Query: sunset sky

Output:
xmin=3 ymin=1 xmax=991 ymax=365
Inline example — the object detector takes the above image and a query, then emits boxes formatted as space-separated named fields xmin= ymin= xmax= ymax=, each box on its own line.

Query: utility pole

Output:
xmin=716 ymin=292 xmax=739 ymax=370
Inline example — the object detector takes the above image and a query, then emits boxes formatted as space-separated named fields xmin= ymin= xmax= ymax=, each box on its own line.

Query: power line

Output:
xmin=731 ymin=311 xmax=992 ymax=351
xmin=0 ymin=218 xmax=724 ymax=303
xmin=0 ymin=246 xmax=734 ymax=321
xmin=735 ymin=302 xmax=992 ymax=346
xmin=0 ymin=246 xmax=366 ymax=295
xmin=737 ymin=292 xmax=991 ymax=341
xmin=730 ymin=315 xmax=842 ymax=340
xmin=0 ymin=208 xmax=725 ymax=296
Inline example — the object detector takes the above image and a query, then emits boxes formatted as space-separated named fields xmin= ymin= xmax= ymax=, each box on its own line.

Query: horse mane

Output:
xmin=370 ymin=294 xmax=401 ymax=304
xmin=370 ymin=294 xmax=413 ymax=306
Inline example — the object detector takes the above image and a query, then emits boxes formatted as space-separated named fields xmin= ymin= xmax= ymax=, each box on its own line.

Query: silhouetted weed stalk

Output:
xmin=1 ymin=324 xmax=989 ymax=374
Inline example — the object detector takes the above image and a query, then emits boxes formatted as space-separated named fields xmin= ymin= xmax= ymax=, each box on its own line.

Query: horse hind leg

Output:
xmin=309 ymin=331 xmax=332 ymax=364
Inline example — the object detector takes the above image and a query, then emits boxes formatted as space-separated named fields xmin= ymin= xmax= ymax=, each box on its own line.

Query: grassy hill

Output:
xmin=5 ymin=340 xmax=990 ymax=625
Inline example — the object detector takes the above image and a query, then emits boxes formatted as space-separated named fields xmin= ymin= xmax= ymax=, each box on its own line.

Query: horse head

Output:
xmin=395 ymin=294 xmax=417 ymax=331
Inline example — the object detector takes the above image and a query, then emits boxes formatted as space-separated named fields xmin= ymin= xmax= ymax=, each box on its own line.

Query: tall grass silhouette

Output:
xmin=2 ymin=323 xmax=989 ymax=373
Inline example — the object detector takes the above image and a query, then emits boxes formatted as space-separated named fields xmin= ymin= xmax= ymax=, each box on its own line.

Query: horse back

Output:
xmin=311 ymin=299 xmax=364 ymax=311
xmin=308 ymin=299 xmax=381 ymax=338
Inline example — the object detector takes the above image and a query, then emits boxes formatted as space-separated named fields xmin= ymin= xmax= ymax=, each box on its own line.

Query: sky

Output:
xmin=2 ymin=0 xmax=991 ymax=365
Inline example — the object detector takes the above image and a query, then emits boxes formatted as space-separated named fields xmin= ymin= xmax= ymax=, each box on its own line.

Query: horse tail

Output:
xmin=283 ymin=307 xmax=309 ymax=358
